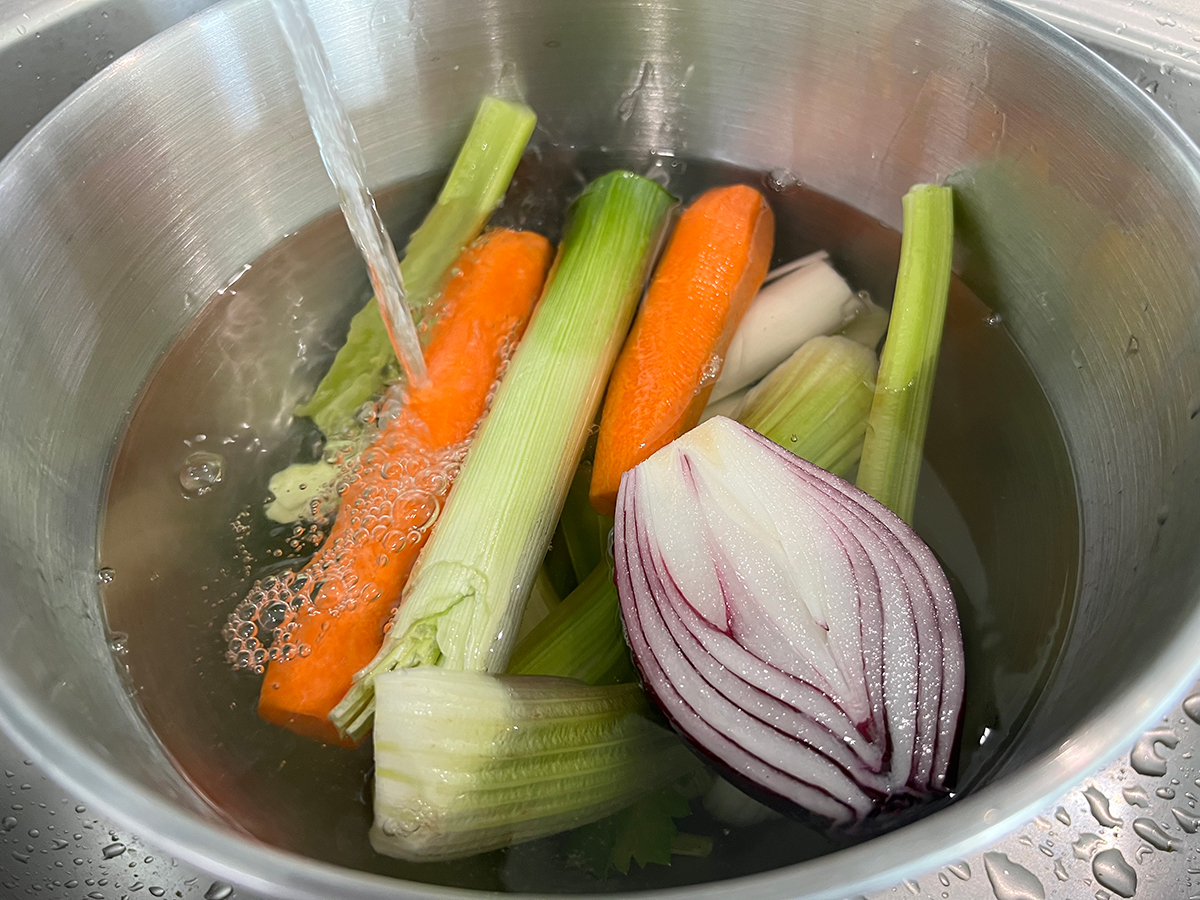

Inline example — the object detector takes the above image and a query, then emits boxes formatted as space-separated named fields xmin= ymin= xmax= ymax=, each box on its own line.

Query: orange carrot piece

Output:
xmin=257 ymin=229 xmax=553 ymax=745
xmin=589 ymin=185 xmax=775 ymax=515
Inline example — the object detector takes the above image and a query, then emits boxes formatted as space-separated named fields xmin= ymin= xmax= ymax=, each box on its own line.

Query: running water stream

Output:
xmin=267 ymin=0 xmax=427 ymax=385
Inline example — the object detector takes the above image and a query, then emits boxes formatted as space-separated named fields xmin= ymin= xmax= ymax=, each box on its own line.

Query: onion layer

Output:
xmin=614 ymin=416 xmax=964 ymax=825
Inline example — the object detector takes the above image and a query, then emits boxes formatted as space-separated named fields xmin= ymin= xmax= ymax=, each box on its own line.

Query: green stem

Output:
xmin=855 ymin=184 xmax=953 ymax=523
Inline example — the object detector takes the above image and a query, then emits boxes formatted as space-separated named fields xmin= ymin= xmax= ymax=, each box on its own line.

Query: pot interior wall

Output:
xmin=0 ymin=0 xmax=1198 ymax=896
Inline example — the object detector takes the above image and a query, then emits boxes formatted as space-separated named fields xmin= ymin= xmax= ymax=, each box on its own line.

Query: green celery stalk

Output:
xmin=735 ymin=335 xmax=879 ymax=480
xmin=560 ymin=460 xmax=613 ymax=583
xmin=514 ymin=566 xmax=560 ymax=644
xmin=330 ymin=171 xmax=675 ymax=742
xmin=295 ymin=95 xmax=537 ymax=437
xmin=508 ymin=564 xmax=636 ymax=686
xmin=542 ymin=521 xmax=580 ymax=599
xmin=855 ymin=184 xmax=953 ymax=523
xmin=371 ymin=668 xmax=699 ymax=862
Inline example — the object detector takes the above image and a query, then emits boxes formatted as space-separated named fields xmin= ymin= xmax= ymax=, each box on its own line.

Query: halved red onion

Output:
xmin=614 ymin=416 xmax=964 ymax=825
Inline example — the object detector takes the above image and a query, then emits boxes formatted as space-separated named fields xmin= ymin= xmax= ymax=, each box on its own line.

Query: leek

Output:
xmin=508 ymin=564 xmax=636 ymax=686
xmin=735 ymin=335 xmax=878 ymax=479
xmin=514 ymin=566 xmax=560 ymax=644
xmin=331 ymin=171 xmax=675 ymax=741
xmin=295 ymin=95 xmax=537 ymax=437
xmin=371 ymin=668 xmax=699 ymax=862
xmin=856 ymin=184 xmax=954 ymax=523
xmin=263 ymin=460 xmax=338 ymax=524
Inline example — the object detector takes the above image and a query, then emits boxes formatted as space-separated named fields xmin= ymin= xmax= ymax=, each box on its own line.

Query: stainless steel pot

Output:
xmin=2 ymin=0 xmax=1200 ymax=897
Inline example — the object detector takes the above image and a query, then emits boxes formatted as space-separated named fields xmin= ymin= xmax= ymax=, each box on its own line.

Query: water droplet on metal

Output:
xmin=939 ymin=872 xmax=951 ymax=887
xmin=1125 ymin=335 xmax=1139 ymax=355
xmin=985 ymin=312 xmax=1003 ymax=327
xmin=1157 ymin=786 xmax=1177 ymax=799
xmin=96 ymin=567 xmax=115 ymax=584
xmin=1092 ymin=848 xmax=1136 ymax=898
xmin=948 ymin=861 xmax=971 ymax=880
xmin=179 ymin=451 xmax=225 ymax=496
xmin=74 ymin=805 xmax=86 ymax=814
xmin=1053 ymin=859 xmax=1069 ymax=881
xmin=101 ymin=841 xmax=125 ymax=858
xmin=1071 ymin=349 xmax=1084 ymax=368
xmin=1182 ymin=693 xmax=1200 ymax=724
xmin=1054 ymin=805 xmax=1070 ymax=825
xmin=149 ymin=887 xmax=166 ymax=897
xmin=1171 ymin=805 xmax=1199 ymax=833
xmin=983 ymin=852 xmax=1045 ymax=900
xmin=1074 ymin=833 xmax=1106 ymax=860
xmin=1130 ymin=726 xmax=1179 ymax=776
xmin=1083 ymin=785 xmax=1122 ymax=827
xmin=1122 ymin=785 xmax=1149 ymax=807
xmin=1 ymin=816 xmax=15 ymax=832
xmin=767 ymin=168 xmax=799 ymax=191
xmin=204 ymin=883 xmax=234 ymax=900
xmin=903 ymin=879 xmax=920 ymax=894
xmin=1133 ymin=816 xmax=1176 ymax=851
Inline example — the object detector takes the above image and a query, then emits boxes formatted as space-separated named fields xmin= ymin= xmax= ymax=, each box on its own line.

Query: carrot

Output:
xmin=589 ymin=185 xmax=775 ymax=515
xmin=257 ymin=228 xmax=553 ymax=745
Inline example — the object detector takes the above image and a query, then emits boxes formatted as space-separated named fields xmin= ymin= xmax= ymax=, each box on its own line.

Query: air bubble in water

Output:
xmin=180 ymin=451 xmax=225 ymax=496
xmin=96 ymin=567 xmax=115 ymax=584
xmin=985 ymin=312 xmax=1003 ymax=327
xmin=767 ymin=168 xmax=799 ymax=191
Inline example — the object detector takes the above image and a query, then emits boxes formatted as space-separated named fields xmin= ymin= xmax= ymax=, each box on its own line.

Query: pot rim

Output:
xmin=2 ymin=0 xmax=1200 ymax=897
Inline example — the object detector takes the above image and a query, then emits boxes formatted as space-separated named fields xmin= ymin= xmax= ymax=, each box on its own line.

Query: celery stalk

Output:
xmin=295 ymin=95 xmax=537 ymax=437
xmin=838 ymin=296 xmax=891 ymax=351
xmin=508 ymin=564 xmax=636 ymax=686
xmin=855 ymin=184 xmax=954 ymax=523
xmin=514 ymin=566 xmax=560 ymax=644
xmin=371 ymin=668 xmax=699 ymax=862
xmin=331 ymin=171 xmax=675 ymax=741
xmin=735 ymin=335 xmax=879 ymax=480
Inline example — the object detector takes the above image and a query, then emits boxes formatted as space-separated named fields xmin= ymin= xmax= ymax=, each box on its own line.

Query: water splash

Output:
xmin=267 ymin=0 xmax=425 ymax=385
xmin=1091 ymin=848 xmax=1136 ymax=898
xmin=982 ymin=852 xmax=1045 ymax=900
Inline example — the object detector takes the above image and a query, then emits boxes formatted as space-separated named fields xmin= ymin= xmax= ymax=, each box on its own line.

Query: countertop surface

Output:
xmin=3 ymin=1 xmax=1200 ymax=898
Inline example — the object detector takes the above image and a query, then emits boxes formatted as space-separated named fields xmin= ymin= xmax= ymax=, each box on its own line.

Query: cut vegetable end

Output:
xmin=370 ymin=668 xmax=698 ymax=862
xmin=330 ymin=171 xmax=675 ymax=739
xmin=855 ymin=184 xmax=954 ymax=524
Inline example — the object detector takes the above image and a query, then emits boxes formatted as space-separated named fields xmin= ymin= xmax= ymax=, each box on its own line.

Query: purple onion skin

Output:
xmin=613 ymin=417 xmax=965 ymax=831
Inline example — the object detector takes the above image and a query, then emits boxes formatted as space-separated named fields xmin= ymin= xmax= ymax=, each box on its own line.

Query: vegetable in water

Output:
xmin=590 ymin=184 xmax=775 ymax=515
xmin=615 ymin=416 xmax=964 ymax=824
xmin=508 ymin=563 xmax=636 ymax=686
xmin=330 ymin=171 xmax=675 ymax=742
xmin=252 ymin=229 xmax=551 ymax=745
xmin=709 ymin=256 xmax=866 ymax=404
xmin=856 ymin=183 xmax=954 ymax=524
xmin=370 ymin=668 xmax=699 ymax=861
xmin=734 ymin=335 xmax=878 ymax=479
xmin=295 ymin=95 xmax=537 ymax=437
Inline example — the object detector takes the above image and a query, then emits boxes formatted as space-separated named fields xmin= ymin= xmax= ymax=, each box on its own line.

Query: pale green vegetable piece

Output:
xmin=263 ymin=461 xmax=339 ymax=524
xmin=734 ymin=335 xmax=878 ymax=479
xmin=370 ymin=668 xmax=699 ymax=862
